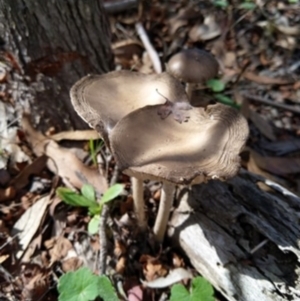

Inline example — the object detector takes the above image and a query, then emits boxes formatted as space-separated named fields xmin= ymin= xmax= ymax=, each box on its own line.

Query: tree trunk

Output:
xmin=168 ymin=169 xmax=300 ymax=301
xmin=0 ymin=0 xmax=113 ymax=130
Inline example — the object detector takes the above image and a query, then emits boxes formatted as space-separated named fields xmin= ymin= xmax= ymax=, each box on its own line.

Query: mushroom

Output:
xmin=167 ymin=48 xmax=219 ymax=99
xmin=70 ymin=70 xmax=189 ymax=230
xmin=110 ymin=102 xmax=249 ymax=242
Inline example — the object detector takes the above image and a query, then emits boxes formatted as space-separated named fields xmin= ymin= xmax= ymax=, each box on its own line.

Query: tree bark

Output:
xmin=168 ymin=169 xmax=300 ymax=301
xmin=0 ymin=0 xmax=113 ymax=130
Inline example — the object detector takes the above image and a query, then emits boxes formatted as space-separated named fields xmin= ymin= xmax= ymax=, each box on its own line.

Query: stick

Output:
xmin=135 ymin=22 xmax=162 ymax=74
xmin=241 ymin=92 xmax=300 ymax=115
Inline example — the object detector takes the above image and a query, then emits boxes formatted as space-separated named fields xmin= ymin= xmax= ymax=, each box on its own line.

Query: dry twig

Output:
xmin=135 ymin=22 xmax=162 ymax=73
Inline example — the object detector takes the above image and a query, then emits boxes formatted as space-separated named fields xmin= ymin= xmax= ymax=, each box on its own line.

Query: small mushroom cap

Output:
xmin=167 ymin=49 xmax=219 ymax=83
xmin=110 ymin=103 xmax=248 ymax=184
xmin=70 ymin=70 xmax=188 ymax=141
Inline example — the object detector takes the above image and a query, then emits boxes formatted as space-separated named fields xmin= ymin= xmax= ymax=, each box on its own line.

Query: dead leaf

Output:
xmin=11 ymin=195 xmax=49 ymax=259
xmin=114 ymin=239 xmax=126 ymax=258
xmin=46 ymin=236 xmax=73 ymax=265
xmin=250 ymin=149 xmax=300 ymax=176
xmin=189 ymin=15 xmax=221 ymax=41
xmin=21 ymin=114 xmax=107 ymax=195
xmin=276 ymin=25 xmax=300 ymax=36
xmin=243 ymin=71 xmax=293 ymax=85
xmin=20 ymin=263 xmax=49 ymax=301
xmin=10 ymin=155 xmax=48 ymax=190
xmin=0 ymin=186 xmax=16 ymax=202
xmin=259 ymin=139 xmax=300 ymax=156
xmin=61 ymin=257 xmax=83 ymax=272
xmin=140 ymin=254 xmax=168 ymax=282
xmin=116 ymin=256 xmax=126 ymax=274
xmin=0 ymin=254 xmax=9 ymax=264
xmin=50 ymin=129 xmax=99 ymax=141
xmin=249 ymin=110 xmax=276 ymax=141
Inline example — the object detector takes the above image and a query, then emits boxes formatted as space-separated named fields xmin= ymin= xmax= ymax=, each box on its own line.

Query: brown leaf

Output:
xmin=249 ymin=110 xmax=276 ymax=141
xmin=140 ymin=254 xmax=168 ymax=282
xmin=46 ymin=236 xmax=73 ymax=265
xmin=21 ymin=114 xmax=107 ymax=195
xmin=10 ymin=155 xmax=47 ymax=190
xmin=114 ymin=239 xmax=126 ymax=258
xmin=61 ymin=257 xmax=83 ymax=272
xmin=50 ymin=129 xmax=99 ymax=141
xmin=250 ymin=149 xmax=300 ymax=176
xmin=116 ymin=256 xmax=126 ymax=274
xmin=0 ymin=186 xmax=16 ymax=202
xmin=243 ymin=71 xmax=294 ymax=85
xmin=20 ymin=263 xmax=49 ymax=301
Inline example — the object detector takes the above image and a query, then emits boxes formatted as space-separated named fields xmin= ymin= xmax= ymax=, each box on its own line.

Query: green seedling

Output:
xmin=206 ymin=79 xmax=240 ymax=109
xmin=206 ymin=79 xmax=225 ymax=93
xmin=239 ymin=1 xmax=256 ymax=10
xmin=57 ymin=183 xmax=123 ymax=235
xmin=58 ymin=267 xmax=118 ymax=301
xmin=213 ymin=0 xmax=229 ymax=8
xmin=170 ymin=276 xmax=214 ymax=301
xmin=89 ymin=139 xmax=104 ymax=166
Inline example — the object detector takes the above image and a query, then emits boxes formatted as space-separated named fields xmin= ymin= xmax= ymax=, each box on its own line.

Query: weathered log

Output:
xmin=168 ymin=169 xmax=300 ymax=301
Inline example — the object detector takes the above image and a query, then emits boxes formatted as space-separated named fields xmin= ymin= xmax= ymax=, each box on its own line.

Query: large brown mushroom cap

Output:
xmin=167 ymin=48 xmax=219 ymax=83
xmin=110 ymin=102 xmax=248 ymax=184
xmin=70 ymin=70 xmax=188 ymax=141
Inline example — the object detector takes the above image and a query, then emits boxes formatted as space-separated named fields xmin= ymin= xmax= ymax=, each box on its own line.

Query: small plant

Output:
xmin=57 ymin=183 xmax=123 ymax=234
xmin=58 ymin=267 xmax=119 ymax=301
xmin=212 ymin=0 xmax=229 ymax=8
xmin=170 ymin=276 xmax=214 ymax=301
xmin=89 ymin=139 xmax=104 ymax=166
xmin=206 ymin=78 xmax=240 ymax=109
xmin=238 ymin=0 xmax=256 ymax=10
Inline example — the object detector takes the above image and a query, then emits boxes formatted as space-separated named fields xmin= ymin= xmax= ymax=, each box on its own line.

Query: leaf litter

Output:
xmin=1 ymin=0 xmax=300 ymax=300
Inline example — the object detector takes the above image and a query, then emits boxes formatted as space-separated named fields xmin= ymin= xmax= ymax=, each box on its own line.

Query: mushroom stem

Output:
xmin=153 ymin=181 xmax=175 ymax=242
xmin=185 ymin=83 xmax=194 ymax=100
xmin=131 ymin=177 xmax=147 ymax=230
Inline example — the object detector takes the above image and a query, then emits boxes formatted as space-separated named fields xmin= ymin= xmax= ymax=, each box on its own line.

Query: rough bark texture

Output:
xmin=169 ymin=169 xmax=300 ymax=301
xmin=0 ymin=0 xmax=113 ymax=130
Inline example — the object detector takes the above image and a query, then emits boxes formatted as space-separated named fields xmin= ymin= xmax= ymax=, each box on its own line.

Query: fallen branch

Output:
xmin=135 ymin=22 xmax=162 ymax=73
xmin=241 ymin=92 xmax=300 ymax=114
xmin=168 ymin=169 xmax=300 ymax=301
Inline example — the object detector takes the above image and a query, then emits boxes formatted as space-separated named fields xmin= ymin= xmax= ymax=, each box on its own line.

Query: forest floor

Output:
xmin=1 ymin=0 xmax=300 ymax=300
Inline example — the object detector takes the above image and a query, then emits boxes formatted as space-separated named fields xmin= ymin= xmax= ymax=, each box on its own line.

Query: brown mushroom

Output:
xmin=167 ymin=48 xmax=219 ymax=99
xmin=70 ymin=70 xmax=188 ymax=144
xmin=70 ymin=70 xmax=189 ymax=230
xmin=110 ymin=102 xmax=249 ymax=242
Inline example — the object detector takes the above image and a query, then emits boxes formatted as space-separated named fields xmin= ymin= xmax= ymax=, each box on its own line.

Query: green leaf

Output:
xmin=57 ymin=187 xmax=97 ymax=208
xmin=170 ymin=277 xmax=214 ymax=301
xmin=81 ymin=184 xmax=96 ymax=202
xmin=88 ymin=215 xmax=100 ymax=235
xmin=213 ymin=0 xmax=229 ymax=8
xmin=97 ymin=275 xmax=119 ymax=301
xmin=89 ymin=139 xmax=97 ymax=166
xmin=206 ymin=79 xmax=225 ymax=92
xmin=170 ymin=284 xmax=190 ymax=301
xmin=58 ymin=267 xmax=99 ymax=301
xmin=192 ymin=277 xmax=214 ymax=301
xmin=239 ymin=2 xmax=256 ymax=9
xmin=214 ymin=94 xmax=240 ymax=109
xmin=100 ymin=184 xmax=123 ymax=205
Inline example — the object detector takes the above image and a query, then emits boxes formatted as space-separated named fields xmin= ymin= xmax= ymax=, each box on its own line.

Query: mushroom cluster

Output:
xmin=70 ymin=49 xmax=249 ymax=242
